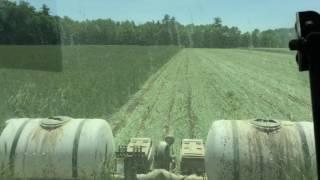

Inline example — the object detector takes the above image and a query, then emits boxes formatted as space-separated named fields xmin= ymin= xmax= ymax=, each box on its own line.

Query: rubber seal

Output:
xmin=250 ymin=119 xmax=281 ymax=132
xmin=40 ymin=116 xmax=71 ymax=129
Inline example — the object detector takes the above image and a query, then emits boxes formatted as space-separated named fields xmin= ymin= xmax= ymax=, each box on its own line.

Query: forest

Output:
xmin=0 ymin=1 xmax=295 ymax=48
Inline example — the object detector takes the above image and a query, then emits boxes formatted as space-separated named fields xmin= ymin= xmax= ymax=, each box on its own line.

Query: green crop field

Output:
xmin=0 ymin=45 xmax=180 ymax=123
xmin=248 ymin=48 xmax=296 ymax=54
xmin=0 ymin=46 xmax=312 ymax=154
xmin=110 ymin=48 xmax=312 ymax=154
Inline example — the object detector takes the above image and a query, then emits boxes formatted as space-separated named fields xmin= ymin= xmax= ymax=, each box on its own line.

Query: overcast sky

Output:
xmin=21 ymin=0 xmax=320 ymax=32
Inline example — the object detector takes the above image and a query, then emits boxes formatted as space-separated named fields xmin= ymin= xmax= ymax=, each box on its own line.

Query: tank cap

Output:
xmin=251 ymin=119 xmax=281 ymax=132
xmin=40 ymin=116 xmax=71 ymax=130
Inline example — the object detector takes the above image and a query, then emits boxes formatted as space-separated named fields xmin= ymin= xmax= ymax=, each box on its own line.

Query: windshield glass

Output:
xmin=1 ymin=0 xmax=320 ymax=179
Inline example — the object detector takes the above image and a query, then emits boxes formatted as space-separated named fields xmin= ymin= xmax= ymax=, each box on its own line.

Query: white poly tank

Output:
xmin=205 ymin=119 xmax=317 ymax=180
xmin=0 ymin=116 xmax=114 ymax=179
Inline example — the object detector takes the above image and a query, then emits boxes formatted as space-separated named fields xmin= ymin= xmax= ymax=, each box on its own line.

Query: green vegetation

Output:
xmin=0 ymin=1 xmax=60 ymax=44
xmin=0 ymin=1 xmax=313 ymax=179
xmin=249 ymin=48 xmax=295 ymax=54
xmin=0 ymin=46 xmax=310 ymax=144
xmin=0 ymin=45 xmax=180 ymax=121
xmin=0 ymin=122 xmax=4 ymax=135
xmin=0 ymin=45 xmax=311 ymax=176
xmin=59 ymin=16 xmax=294 ymax=48
xmin=0 ymin=1 xmax=294 ymax=48
xmin=0 ymin=46 xmax=62 ymax=71
xmin=111 ymin=48 xmax=311 ymax=152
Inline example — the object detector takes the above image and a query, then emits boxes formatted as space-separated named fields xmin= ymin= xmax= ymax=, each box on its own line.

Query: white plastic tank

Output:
xmin=0 ymin=116 xmax=114 ymax=179
xmin=205 ymin=119 xmax=317 ymax=180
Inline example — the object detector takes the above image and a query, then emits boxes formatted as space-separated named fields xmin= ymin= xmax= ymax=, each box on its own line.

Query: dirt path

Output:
xmin=110 ymin=48 xmax=311 ymax=152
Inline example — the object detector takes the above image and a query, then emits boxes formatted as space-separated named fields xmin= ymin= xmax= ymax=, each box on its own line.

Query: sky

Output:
xmin=20 ymin=0 xmax=320 ymax=32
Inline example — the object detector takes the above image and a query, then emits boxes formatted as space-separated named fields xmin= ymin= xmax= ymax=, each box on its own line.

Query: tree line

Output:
xmin=0 ymin=1 xmax=61 ymax=44
xmin=0 ymin=1 xmax=295 ymax=48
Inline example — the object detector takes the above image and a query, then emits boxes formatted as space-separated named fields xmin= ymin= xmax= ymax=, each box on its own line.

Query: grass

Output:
xmin=0 ymin=46 xmax=63 ymax=71
xmin=0 ymin=45 xmax=310 ymax=140
xmin=111 ymin=48 xmax=311 ymax=149
xmin=107 ymin=48 xmax=311 ymax=177
xmin=249 ymin=48 xmax=295 ymax=55
xmin=0 ymin=46 xmax=313 ymax=178
xmin=0 ymin=45 xmax=181 ymax=123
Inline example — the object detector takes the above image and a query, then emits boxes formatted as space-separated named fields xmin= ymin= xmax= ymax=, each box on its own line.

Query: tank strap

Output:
xmin=296 ymin=122 xmax=312 ymax=174
xmin=72 ymin=119 xmax=86 ymax=178
xmin=9 ymin=119 xmax=31 ymax=176
xmin=231 ymin=121 xmax=240 ymax=180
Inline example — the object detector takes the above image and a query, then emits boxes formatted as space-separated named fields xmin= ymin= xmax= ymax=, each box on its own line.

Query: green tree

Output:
xmin=0 ymin=1 xmax=295 ymax=48
xmin=251 ymin=29 xmax=260 ymax=47
xmin=240 ymin=32 xmax=251 ymax=47
xmin=41 ymin=4 xmax=49 ymax=16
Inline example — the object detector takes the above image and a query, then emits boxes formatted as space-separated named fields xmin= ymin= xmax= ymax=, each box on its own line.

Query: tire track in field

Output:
xmin=164 ymin=58 xmax=183 ymax=136
xmin=135 ymin=51 xmax=186 ymax=137
xmin=134 ymin=74 xmax=168 ymax=137
xmin=184 ymin=53 xmax=198 ymax=138
xmin=111 ymin=53 xmax=179 ymax=135
xmin=112 ymin=50 xmax=187 ymax=141
xmin=164 ymin=97 xmax=175 ymax=135
xmin=112 ymin=49 xmax=198 ymax=146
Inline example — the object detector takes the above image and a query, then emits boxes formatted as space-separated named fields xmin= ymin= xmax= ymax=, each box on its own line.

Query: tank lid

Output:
xmin=40 ymin=116 xmax=71 ymax=130
xmin=251 ymin=119 xmax=281 ymax=132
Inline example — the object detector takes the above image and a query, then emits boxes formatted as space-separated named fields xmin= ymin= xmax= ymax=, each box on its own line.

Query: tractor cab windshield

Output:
xmin=0 ymin=0 xmax=320 ymax=180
